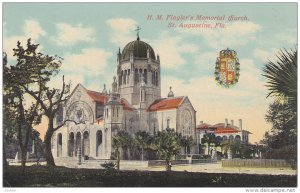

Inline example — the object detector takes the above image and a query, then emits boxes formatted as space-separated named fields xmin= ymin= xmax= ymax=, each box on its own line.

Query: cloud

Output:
xmin=54 ymin=23 xmax=96 ymax=46
xmin=3 ymin=20 xmax=46 ymax=60
xmin=61 ymin=48 xmax=112 ymax=76
xmin=178 ymin=21 xmax=262 ymax=49
xmin=23 ymin=20 xmax=46 ymax=40
xmin=151 ymin=32 xmax=199 ymax=68
xmin=106 ymin=18 xmax=137 ymax=46
xmin=253 ymin=48 xmax=278 ymax=63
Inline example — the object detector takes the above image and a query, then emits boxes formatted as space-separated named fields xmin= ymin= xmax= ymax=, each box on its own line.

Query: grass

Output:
xmin=3 ymin=165 xmax=297 ymax=187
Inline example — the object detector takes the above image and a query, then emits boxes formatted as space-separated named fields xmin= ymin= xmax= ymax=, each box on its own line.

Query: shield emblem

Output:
xmin=215 ymin=48 xmax=240 ymax=88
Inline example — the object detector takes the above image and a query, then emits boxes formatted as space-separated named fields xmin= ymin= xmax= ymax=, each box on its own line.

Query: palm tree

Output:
xmin=153 ymin=129 xmax=181 ymax=171
xmin=112 ymin=130 xmax=132 ymax=170
xmin=262 ymin=48 xmax=297 ymax=116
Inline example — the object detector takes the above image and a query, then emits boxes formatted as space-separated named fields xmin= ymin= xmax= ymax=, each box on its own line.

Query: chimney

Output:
xmin=231 ymin=120 xmax=234 ymax=126
xmin=225 ymin=118 xmax=228 ymax=126
xmin=239 ymin=119 xmax=242 ymax=130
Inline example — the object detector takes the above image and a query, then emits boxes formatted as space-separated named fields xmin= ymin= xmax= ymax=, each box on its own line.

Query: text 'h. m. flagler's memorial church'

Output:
xmin=51 ymin=30 xmax=251 ymax=164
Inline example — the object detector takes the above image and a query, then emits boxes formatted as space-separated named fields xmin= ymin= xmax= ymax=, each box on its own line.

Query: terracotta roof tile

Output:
xmin=196 ymin=123 xmax=214 ymax=130
xmin=147 ymin=96 xmax=184 ymax=112
xmin=87 ymin=90 xmax=107 ymax=104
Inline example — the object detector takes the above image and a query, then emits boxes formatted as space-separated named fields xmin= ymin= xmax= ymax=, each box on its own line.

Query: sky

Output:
xmin=3 ymin=3 xmax=297 ymax=143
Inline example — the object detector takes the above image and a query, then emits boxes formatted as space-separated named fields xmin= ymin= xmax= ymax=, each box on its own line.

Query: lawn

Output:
xmin=3 ymin=166 xmax=297 ymax=187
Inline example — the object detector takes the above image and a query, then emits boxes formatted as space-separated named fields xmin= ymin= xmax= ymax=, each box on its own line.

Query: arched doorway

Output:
xmin=235 ymin=135 xmax=241 ymax=141
xmin=57 ymin=133 xmax=62 ymax=157
xmin=75 ymin=132 xmax=81 ymax=157
xmin=96 ymin=130 xmax=103 ymax=157
xmin=68 ymin=132 xmax=75 ymax=157
xmin=83 ymin=131 xmax=90 ymax=157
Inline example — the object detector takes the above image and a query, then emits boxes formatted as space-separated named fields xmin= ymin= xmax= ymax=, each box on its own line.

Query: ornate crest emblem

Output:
xmin=215 ymin=48 xmax=240 ymax=88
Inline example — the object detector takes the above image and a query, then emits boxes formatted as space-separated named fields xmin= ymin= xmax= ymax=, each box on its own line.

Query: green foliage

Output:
xmin=201 ymin=133 xmax=220 ymax=155
xmin=152 ymin=129 xmax=182 ymax=171
xmin=262 ymin=48 xmax=297 ymax=121
xmin=261 ymin=48 xmax=297 ymax=166
xmin=179 ymin=135 xmax=194 ymax=154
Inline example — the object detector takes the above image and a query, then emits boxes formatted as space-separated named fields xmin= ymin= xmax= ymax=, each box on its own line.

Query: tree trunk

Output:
xmin=141 ymin=148 xmax=144 ymax=161
xmin=166 ymin=159 xmax=171 ymax=171
xmin=21 ymin=148 xmax=27 ymax=172
xmin=44 ymin=129 xmax=55 ymax=166
xmin=3 ymin=143 xmax=8 ymax=170
xmin=116 ymin=149 xmax=120 ymax=171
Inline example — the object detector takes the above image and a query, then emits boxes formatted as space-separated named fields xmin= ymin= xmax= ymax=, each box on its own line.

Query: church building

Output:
xmin=51 ymin=33 xmax=197 ymax=162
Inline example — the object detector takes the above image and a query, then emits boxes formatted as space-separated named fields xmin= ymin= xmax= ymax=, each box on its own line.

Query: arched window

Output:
xmin=123 ymin=70 xmax=127 ymax=84
xmin=235 ymin=135 xmax=241 ymax=141
xmin=127 ymin=69 xmax=130 ymax=83
xmin=143 ymin=69 xmax=147 ymax=84
xmin=229 ymin=135 xmax=234 ymax=141
xmin=68 ymin=132 xmax=74 ymax=157
xmin=83 ymin=131 xmax=90 ymax=157
xmin=135 ymin=69 xmax=139 ymax=83
xmin=222 ymin=135 xmax=228 ymax=141
xmin=167 ymin=118 xmax=170 ymax=129
xmin=57 ymin=133 xmax=62 ymax=157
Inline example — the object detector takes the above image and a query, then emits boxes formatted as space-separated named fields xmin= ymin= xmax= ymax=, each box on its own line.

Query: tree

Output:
xmin=201 ymin=133 xmax=217 ymax=155
xmin=152 ymin=129 xmax=181 ymax=171
xmin=262 ymin=48 xmax=297 ymax=122
xmin=261 ymin=102 xmax=297 ymax=164
xmin=112 ymin=130 xmax=132 ymax=170
xmin=135 ymin=131 xmax=152 ymax=161
xmin=261 ymin=48 xmax=297 ymax=167
xmin=11 ymin=39 xmax=72 ymax=166
xmin=180 ymin=135 xmax=194 ymax=155
xmin=221 ymin=139 xmax=241 ymax=159
xmin=3 ymin=51 xmax=42 ymax=171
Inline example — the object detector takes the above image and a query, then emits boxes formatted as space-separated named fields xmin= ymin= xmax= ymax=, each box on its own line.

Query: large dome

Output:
xmin=121 ymin=39 xmax=156 ymax=61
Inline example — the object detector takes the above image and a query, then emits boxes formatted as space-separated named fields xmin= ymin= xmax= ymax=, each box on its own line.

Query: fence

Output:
xmin=222 ymin=159 xmax=291 ymax=168
xmin=148 ymin=159 xmax=213 ymax=166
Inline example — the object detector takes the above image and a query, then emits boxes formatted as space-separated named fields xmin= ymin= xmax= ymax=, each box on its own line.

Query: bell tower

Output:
xmin=117 ymin=29 xmax=161 ymax=109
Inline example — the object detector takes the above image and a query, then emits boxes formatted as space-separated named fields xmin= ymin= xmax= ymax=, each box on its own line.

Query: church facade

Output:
xmin=51 ymin=35 xmax=197 ymax=161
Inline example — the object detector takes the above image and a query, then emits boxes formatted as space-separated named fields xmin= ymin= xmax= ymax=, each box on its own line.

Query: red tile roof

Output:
xmin=212 ymin=123 xmax=240 ymax=134
xmin=196 ymin=123 xmax=214 ymax=130
xmin=147 ymin=96 xmax=185 ymax=112
xmin=87 ymin=90 xmax=107 ymax=104
xmin=215 ymin=127 xmax=239 ymax=134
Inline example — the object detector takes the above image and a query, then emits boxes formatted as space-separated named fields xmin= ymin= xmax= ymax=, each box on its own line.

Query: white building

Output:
xmin=196 ymin=119 xmax=252 ymax=155
xmin=51 ymin=34 xmax=197 ymax=162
